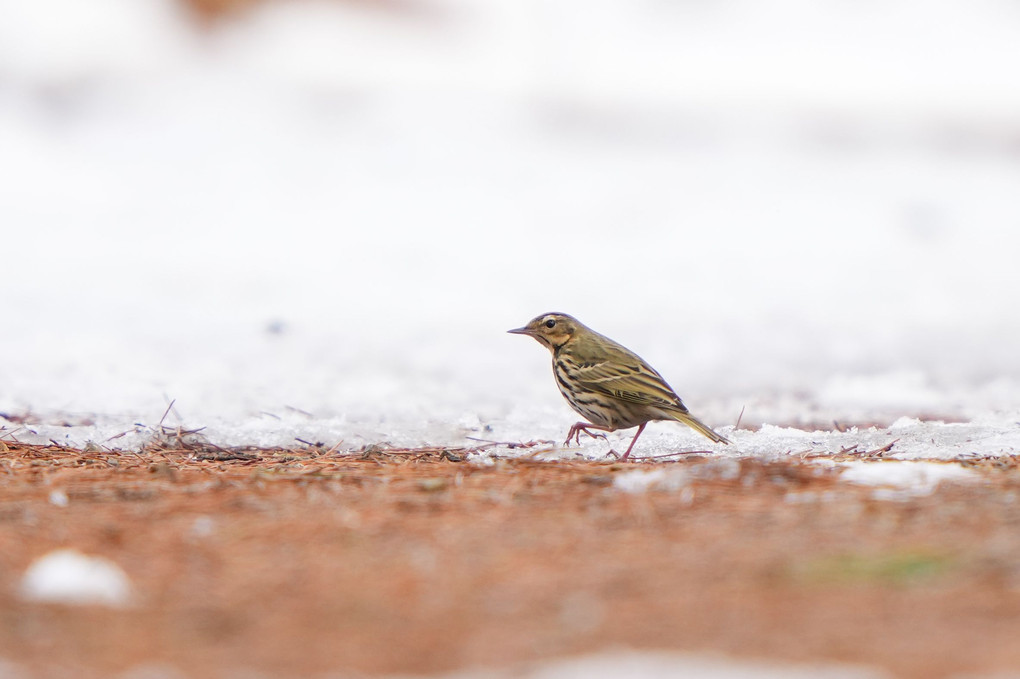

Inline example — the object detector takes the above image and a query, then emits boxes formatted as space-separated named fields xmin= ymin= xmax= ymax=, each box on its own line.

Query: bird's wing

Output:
xmin=563 ymin=349 xmax=689 ymax=413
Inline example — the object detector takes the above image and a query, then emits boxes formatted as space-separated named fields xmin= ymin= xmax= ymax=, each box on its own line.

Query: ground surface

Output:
xmin=2 ymin=440 xmax=1020 ymax=678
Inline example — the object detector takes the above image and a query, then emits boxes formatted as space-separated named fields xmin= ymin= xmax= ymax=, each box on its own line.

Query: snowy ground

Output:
xmin=1 ymin=0 xmax=1019 ymax=462
xmin=390 ymin=652 xmax=889 ymax=679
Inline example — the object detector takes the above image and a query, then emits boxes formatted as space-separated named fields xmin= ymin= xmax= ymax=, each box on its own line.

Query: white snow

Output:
xmin=390 ymin=651 xmax=888 ymax=679
xmin=1 ymin=0 xmax=1019 ymax=460
xmin=613 ymin=458 xmax=742 ymax=493
xmin=19 ymin=549 xmax=133 ymax=607
xmin=0 ymin=658 xmax=29 ymax=679
xmin=462 ymin=417 xmax=1019 ymax=465
xmin=48 ymin=490 xmax=69 ymax=507
xmin=613 ymin=468 xmax=671 ymax=493
xmin=189 ymin=515 xmax=215 ymax=539
xmin=838 ymin=460 xmax=981 ymax=497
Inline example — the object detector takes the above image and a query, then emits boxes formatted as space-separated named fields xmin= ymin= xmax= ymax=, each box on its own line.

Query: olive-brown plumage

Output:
xmin=509 ymin=312 xmax=728 ymax=459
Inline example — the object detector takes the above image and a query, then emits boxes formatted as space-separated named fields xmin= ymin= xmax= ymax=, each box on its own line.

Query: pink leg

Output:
xmin=619 ymin=422 xmax=647 ymax=461
xmin=564 ymin=422 xmax=613 ymax=447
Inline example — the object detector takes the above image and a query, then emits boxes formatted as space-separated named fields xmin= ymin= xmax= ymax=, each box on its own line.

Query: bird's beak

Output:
xmin=507 ymin=326 xmax=532 ymax=335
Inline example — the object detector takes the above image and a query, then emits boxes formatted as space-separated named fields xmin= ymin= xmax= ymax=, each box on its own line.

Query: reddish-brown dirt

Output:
xmin=1 ymin=442 xmax=1020 ymax=678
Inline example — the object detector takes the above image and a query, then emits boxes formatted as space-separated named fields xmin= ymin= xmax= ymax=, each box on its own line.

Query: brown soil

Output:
xmin=2 ymin=441 xmax=1020 ymax=678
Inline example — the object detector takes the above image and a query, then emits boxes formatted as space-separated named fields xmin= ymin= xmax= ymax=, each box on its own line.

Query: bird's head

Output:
xmin=508 ymin=312 xmax=581 ymax=351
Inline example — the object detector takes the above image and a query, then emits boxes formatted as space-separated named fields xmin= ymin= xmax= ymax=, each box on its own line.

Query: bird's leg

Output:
xmin=619 ymin=422 xmax=647 ymax=461
xmin=564 ymin=422 xmax=613 ymax=447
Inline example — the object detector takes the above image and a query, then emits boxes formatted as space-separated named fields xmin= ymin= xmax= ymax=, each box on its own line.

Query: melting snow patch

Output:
xmin=839 ymin=461 xmax=980 ymax=498
xmin=20 ymin=549 xmax=133 ymax=607
xmin=392 ymin=650 xmax=888 ymax=678
xmin=613 ymin=469 xmax=675 ymax=493
xmin=0 ymin=659 xmax=28 ymax=679
xmin=613 ymin=459 xmax=742 ymax=493
xmin=785 ymin=490 xmax=840 ymax=504
xmin=190 ymin=516 xmax=216 ymax=539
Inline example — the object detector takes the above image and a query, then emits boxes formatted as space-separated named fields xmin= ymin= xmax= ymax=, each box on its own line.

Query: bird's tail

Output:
xmin=671 ymin=411 xmax=730 ymax=444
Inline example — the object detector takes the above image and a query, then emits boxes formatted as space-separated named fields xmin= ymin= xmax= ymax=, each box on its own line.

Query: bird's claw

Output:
xmin=564 ymin=424 xmax=609 ymax=447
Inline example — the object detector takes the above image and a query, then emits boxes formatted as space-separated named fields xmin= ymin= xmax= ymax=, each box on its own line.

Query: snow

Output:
xmin=461 ymin=416 xmax=1019 ymax=465
xmin=390 ymin=651 xmax=888 ymax=679
xmin=613 ymin=458 xmax=741 ymax=493
xmin=48 ymin=489 xmax=69 ymax=507
xmin=838 ymin=460 xmax=981 ymax=498
xmin=19 ymin=549 xmax=133 ymax=607
xmin=2 ymin=0 xmax=1020 ymax=463
xmin=730 ymin=418 xmax=1019 ymax=461
xmin=613 ymin=468 xmax=671 ymax=493
xmin=0 ymin=652 xmax=889 ymax=679
xmin=189 ymin=515 xmax=216 ymax=539
xmin=0 ymin=659 xmax=29 ymax=679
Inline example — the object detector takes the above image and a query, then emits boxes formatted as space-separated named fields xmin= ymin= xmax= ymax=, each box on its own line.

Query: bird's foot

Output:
xmin=564 ymin=423 xmax=610 ymax=447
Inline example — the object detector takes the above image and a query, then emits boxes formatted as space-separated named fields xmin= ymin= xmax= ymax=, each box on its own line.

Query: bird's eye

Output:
xmin=544 ymin=319 xmax=556 ymax=328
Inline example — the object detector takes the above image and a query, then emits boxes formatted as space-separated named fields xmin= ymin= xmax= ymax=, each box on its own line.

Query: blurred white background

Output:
xmin=1 ymin=0 xmax=1019 ymax=449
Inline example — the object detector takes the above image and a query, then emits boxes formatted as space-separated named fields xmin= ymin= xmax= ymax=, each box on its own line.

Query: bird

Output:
xmin=508 ymin=312 xmax=729 ymax=460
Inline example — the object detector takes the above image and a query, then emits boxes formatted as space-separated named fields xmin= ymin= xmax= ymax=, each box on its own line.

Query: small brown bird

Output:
xmin=509 ymin=312 xmax=729 ymax=459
